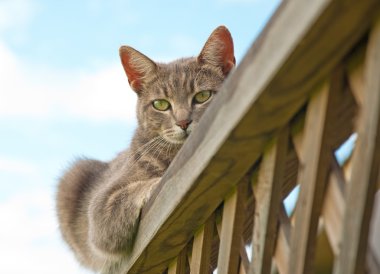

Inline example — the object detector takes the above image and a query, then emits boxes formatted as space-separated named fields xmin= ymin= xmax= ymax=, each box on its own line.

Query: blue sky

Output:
xmin=0 ymin=0 xmax=281 ymax=273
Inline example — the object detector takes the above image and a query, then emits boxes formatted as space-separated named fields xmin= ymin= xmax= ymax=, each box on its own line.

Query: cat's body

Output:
xmin=56 ymin=26 xmax=235 ymax=273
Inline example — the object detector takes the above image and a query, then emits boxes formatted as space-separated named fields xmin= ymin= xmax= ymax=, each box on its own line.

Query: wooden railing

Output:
xmin=117 ymin=0 xmax=380 ymax=273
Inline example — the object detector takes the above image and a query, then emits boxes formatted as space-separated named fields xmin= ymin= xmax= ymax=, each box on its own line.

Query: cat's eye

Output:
xmin=193 ymin=90 xmax=212 ymax=104
xmin=152 ymin=99 xmax=171 ymax=111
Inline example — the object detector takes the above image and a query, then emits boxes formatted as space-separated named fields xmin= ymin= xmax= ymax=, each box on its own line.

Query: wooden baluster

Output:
xmin=321 ymin=157 xmax=345 ymax=256
xmin=190 ymin=214 xmax=215 ymax=274
xmin=288 ymin=66 xmax=342 ymax=274
xmin=334 ymin=17 xmax=380 ymax=274
xmin=250 ymin=126 xmax=290 ymax=274
xmin=217 ymin=178 xmax=248 ymax=274
xmin=273 ymin=204 xmax=291 ymax=274
xmin=168 ymin=247 xmax=188 ymax=274
xmin=240 ymin=238 xmax=250 ymax=274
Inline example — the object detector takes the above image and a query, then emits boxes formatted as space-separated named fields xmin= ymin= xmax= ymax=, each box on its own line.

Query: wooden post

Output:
xmin=288 ymin=73 xmax=340 ymax=274
xmin=190 ymin=214 xmax=215 ymax=274
xmin=250 ymin=127 xmax=290 ymax=274
xmin=321 ymin=158 xmax=345 ymax=255
xmin=273 ymin=205 xmax=291 ymax=274
xmin=217 ymin=179 xmax=248 ymax=274
xmin=334 ymin=17 xmax=380 ymax=274
xmin=168 ymin=247 xmax=188 ymax=274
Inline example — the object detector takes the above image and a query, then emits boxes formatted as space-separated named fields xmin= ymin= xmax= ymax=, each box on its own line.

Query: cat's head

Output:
xmin=119 ymin=26 xmax=235 ymax=144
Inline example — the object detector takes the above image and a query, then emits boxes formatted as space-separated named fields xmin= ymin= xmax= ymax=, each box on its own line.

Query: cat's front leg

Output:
xmin=88 ymin=177 xmax=160 ymax=256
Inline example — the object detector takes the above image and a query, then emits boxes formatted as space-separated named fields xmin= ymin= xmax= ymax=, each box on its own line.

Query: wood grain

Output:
xmin=240 ymin=238 xmax=250 ymax=274
xmin=288 ymin=77 xmax=338 ymax=274
xmin=321 ymin=158 xmax=345 ymax=256
xmin=190 ymin=214 xmax=215 ymax=274
xmin=217 ymin=180 xmax=248 ymax=274
xmin=273 ymin=205 xmax=291 ymax=274
xmin=116 ymin=1 xmax=380 ymax=273
xmin=334 ymin=17 xmax=380 ymax=274
xmin=168 ymin=247 xmax=188 ymax=274
xmin=250 ymin=127 xmax=289 ymax=274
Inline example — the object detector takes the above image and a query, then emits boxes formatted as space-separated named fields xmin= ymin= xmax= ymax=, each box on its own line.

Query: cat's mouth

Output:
xmin=161 ymin=128 xmax=191 ymax=144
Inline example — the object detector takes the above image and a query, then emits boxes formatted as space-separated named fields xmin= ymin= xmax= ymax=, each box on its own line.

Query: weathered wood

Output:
xmin=291 ymin=79 xmax=357 ymax=157
xmin=321 ymin=157 xmax=345 ymax=255
xmin=250 ymin=127 xmax=290 ymax=274
xmin=348 ymin=59 xmax=365 ymax=108
xmin=217 ymin=180 xmax=248 ymax=274
xmin=334 ymin=17 xmax=380 ymax=274
xmin=289 ymin=76 xmax=339 ymax=274
xmin=281 ymin=144 xmax=299 ymax=198
xmin=118 ymin=1 xmax=379 ymax=273
xmin=190 ymin=214 xmax=215 ymax=274
xmin=368 ymin=193 xmax=380 ymax=273
xmin=273 ymin=205 xmax=291 ymax=274
xmin=274 ymin=235 xmax=289 ymax=274
xmin=367 ymin=244 xmax=380 ymax=274
xmin=322 ymin=154 xmax=380 ymax=274
xmin=346 ymin=40 xmax=367 ymax=108
xmin=290 ymin=76 xmax=356 ymax=257
xmin=168 ymin=247 xmax=188 ymax=274
xmin=239 ymin=263 xmax=247 ymax=274
xmin=240 ymin=238 xmax=250 ymax=274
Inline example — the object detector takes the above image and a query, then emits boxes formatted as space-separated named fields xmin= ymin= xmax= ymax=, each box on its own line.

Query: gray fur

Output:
xmin=56 ymin=26 xmax=234 ymax=273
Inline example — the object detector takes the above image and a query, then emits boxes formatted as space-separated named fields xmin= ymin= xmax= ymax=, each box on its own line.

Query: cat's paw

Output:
xmin=89 ymin=207 xmax=142 ymax=256
xmin=88 ymin=177 xmax=160 ymax=256
xmin=141 ymin=177 xmax=161 ymax=204
xmin=89 ymin=198 xmax=143 ymax=255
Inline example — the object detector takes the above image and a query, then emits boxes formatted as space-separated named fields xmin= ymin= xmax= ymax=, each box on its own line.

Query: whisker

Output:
xmin=165 ymin=142 xmax=171 ymax=159
xmin=122 ymin=136 xmax=161 ymax=164
xmin=151 ymin=138 xmax=170 ymax=162
xmin=151 ymin=138 xmax=166 ymax=159
xmin=118 ymin=132 xmax=175 ymax=173
xmin=115 ymin=138 xmax=161 ymax=174
xmin=127 ymin=138 xmax=163 ymax=170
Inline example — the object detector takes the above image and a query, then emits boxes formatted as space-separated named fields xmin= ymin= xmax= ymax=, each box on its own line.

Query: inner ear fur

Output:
xmin=119 ymin=46 xmax=157 ymax=92
xmin=198 ymin=26 xmax=236 ymax=76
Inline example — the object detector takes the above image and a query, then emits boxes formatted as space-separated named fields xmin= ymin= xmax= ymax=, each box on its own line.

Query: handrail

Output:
xmin=114 ymin=0 xmax=380 ymax=273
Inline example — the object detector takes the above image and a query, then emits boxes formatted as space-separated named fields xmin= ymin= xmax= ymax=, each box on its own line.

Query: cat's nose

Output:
xmin=176 ymin=119 xmax=192 ymax=130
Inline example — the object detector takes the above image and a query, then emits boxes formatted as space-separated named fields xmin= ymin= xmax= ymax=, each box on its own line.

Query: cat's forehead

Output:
xmin=138 ymin=57 xmax=224 ymax=101
xmin=154 ymin=59 xmax=223 ymax=90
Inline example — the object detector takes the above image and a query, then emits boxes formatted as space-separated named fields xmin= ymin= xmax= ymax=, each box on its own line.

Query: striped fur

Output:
xmin=56 ymin=26 xmax=234 ymax=273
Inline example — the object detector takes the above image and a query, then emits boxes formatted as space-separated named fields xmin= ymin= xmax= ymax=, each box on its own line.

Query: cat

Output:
xmin=56 ymin=25 xmax=235 ymax=273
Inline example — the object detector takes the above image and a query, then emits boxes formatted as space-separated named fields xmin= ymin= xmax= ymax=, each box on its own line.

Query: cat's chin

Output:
xmin=163 ymin=136 xmax=187 ymax=145
xmin=161 ymin=128 xmax=191 ymax=145
xmin=162 ymin=133 xmax=189 ymax=145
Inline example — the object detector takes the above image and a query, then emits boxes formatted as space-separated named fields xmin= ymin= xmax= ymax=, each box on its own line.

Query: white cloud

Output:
xmin=64 ymin=65 xmax=137 ymax=122
xmin=0 ymin=156 xmax=38 ymax=174
xmin=0 ymin=41 xmax=137 ymax=122
xmin=169 ymin=34 xmax=200 ymax=57
xmin=0 ymin=0 xmax=37 ymax=32
xmin=0 ymin=189 xmax=92 ymax=274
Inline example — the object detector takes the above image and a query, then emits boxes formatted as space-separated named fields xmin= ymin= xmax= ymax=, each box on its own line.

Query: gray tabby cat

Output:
xmin=56 ymin=26 xmax=235 ymax=273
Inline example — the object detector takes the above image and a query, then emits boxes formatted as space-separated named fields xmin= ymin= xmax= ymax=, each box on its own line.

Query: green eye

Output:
xmin=152 ymin=99 xmax=171 ymax=111
xmin=194 ymin=90 xmax=212 ymax=104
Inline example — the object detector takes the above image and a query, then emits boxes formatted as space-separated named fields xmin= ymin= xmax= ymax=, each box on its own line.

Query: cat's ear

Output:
xmin=119 ymin=46 xmax=157 ymax=92
xmin=198 ymin=26 xmax=235 ymax=76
